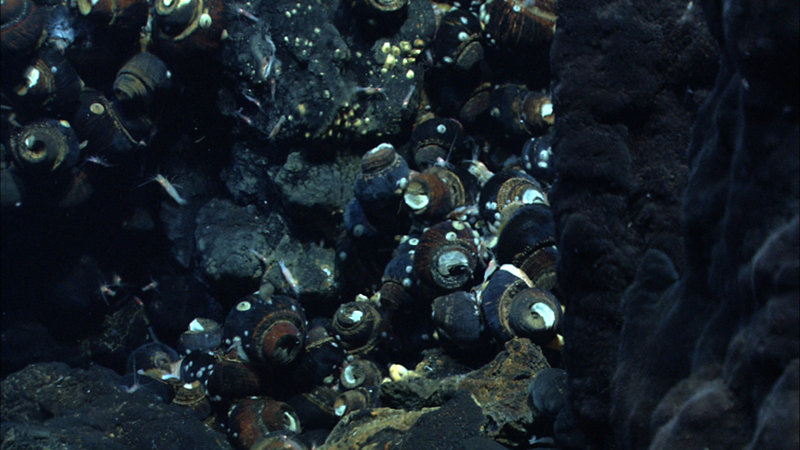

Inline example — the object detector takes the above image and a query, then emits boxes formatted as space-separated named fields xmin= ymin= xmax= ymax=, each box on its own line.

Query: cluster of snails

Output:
xmin=1 ymin=0 xmax=228 ymax=208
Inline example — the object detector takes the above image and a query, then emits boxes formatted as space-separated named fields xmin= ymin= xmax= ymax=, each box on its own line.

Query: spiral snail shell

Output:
xmin=412 ymin=220 xmax=481 ymax=295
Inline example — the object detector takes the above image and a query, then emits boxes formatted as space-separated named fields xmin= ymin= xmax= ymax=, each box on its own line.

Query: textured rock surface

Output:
xmin=550 ymin=0 xmax=798 ymax=447
xmin=1 ymin=362 xmax=231 ymax=449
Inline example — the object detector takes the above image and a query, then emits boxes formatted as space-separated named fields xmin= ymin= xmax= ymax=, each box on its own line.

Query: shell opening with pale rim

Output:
xmin=532 ymin=302 xmax=556 ymax=328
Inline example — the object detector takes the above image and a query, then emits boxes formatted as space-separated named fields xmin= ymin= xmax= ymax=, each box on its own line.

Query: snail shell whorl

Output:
xmin=479 ymin=264 xmax=534 ymax=342
xmin=507 ymin=287 xmax=562 ymax=345
xmin=412 ymin=220 xmax=480 ymax=293
xmin=331 ymin=301 xmax=384 ymax=355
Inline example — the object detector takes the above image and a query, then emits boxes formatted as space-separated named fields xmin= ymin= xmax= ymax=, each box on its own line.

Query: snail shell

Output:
xmin=332 ymin=386 xmax=380 ymax=418
xmin=113 ymin=51 xmax=171 ymax=110
xmin=153 ymin=0 xmax=227 ymax=58
xmin=409 ymin=116 xmax=464 ymax=169
xmin=0 ymin=0 xmax=45 ymax=58
xmin=489 ymin=84 xmax=555 ymax=136
xmin=412 ymin=220 xmax=481 ymax=294
xmin=76 ymin=0 xmax=148 ymax=30
xmin=457 ymin=81 xmax=493 ymax=124
xmin=179 ymin=349 xmax=216 ymax=383
xmin=350 ymin=0 xmax=408 ymax=31
xmin=227 ymin=397 xmax=302 ymax=449
xmin=250 ymin=432 xmax=309 ymax=450
xmin=433 ymin=9 xmax=484 ymax=72
xmin=522 ymin=130 xmax=555 ymax=184
xmin=478 ymin=264 xmax=534 ymax=343
xmin=9 ymin=119 xmax=80 ymax=176
xmin=507 ymin=287 xmax=562 ymax=345
xmin=354 ymin=143 xmax=411 ymax=227
xmin=287 ymin=385 xmax=339 ymax=430
xmin=12 ymin=48 xmax=82 ymax=115
xmin=171 ymin=380 xmax=212 ymax=419
xmin=479 ymin=169 xmax=547 ymax=233
xmin=330 ymin=300 xmax=385 ymax=356
xmin=126 ymin=342 xmax=181 ymax=373
xmin=495 ymin=203 xmax=557 ymax=289
xmin=431 ymin=290 xmax=483 ymax=351
xmin=479 ymin=0 xmax=557 ymax=51
xmin=403 ymin=172 xmax=453 ymax=221
xmin=71 ymin=88 xmax=145 ymax=156
xmin=343 ymin=198 xmax=379 ymax=240
xmin=339 ymin=357 xmax=383 ymax=390
xmin=293 ymin=318 xmax=345 ymax=387
xmin=204 ymin=350 xmax=266 ymax=400
xmin=178 ymin=317 xmax=222 ymax=354
xmin=223 ymin=295 xmax=307 ymax=366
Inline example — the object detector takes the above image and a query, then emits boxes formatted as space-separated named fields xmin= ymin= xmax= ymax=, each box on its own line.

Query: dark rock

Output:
xmin=1 ymin=362 xmax=231 ymax=449
xmin=398 ymin=390 xmax=486 ymax=450
xmin=550 ymin=0 xmax=797 ymax=447
xmin=529 ymin=367 xmax=568 ymax=418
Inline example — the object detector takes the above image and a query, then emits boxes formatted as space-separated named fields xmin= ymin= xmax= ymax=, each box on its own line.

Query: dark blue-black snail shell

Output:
xmin=126 ymin=341 xmax=181 ymax=373
xmin=431 ymin=290 xmax=484 ymax=351
xmin=409 ymin=116 xmax=465 ymax=169
xmin=353 ymin=142 xmax=411 ymax=228
xmin=8 ymin=119 xmax=81 ymax=177
xmin=479 ymin=263 xmax=534 ymax=343
xmin=330 ymin=300 xmax=385 ymax=356
xmin=178 ymin=317 xmax=223 ymax=355
xmin=495 ymin=203 xmax=557 ymax=290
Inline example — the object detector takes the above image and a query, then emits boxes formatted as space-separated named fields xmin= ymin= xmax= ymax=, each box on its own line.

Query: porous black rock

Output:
xmin=1 ymin=362 xmax=231 ymax=449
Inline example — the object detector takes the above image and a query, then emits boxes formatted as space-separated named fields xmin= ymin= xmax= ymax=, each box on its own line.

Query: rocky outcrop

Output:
xmin=550 ymin=0 xmax=798 ymax=447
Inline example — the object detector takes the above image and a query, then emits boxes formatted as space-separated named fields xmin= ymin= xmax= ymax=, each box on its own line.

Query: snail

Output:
xmin=227 ymin=396 xmax=302 ymax=449
xmin=222 ymin=295 xmax=307 ymax=366
xmin=412 ymin=220 xmax=482 ymax=296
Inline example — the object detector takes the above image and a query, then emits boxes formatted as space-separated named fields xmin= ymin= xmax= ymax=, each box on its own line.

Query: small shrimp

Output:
xmin=85 ymin=155 xmax=117 ymax=167
xmin=235 ymin=107 xmax=254 ymax=126
xmin=232 ymin=3 xmax=260 ymax=22
xmin=268 ymin=115 xmax=286 ymax=139
xmin=354 ymin=85 xmax=384 ymax=96
xmin=139 ymin=174 xmax=188 ymax=206
xmin=278 ymin=260 xmax=300 ymax=297
xmin=98 ymin=282 xmax=116 ymax=305
xmin=401 ymin=85 xmax=416 ymax=109
xmin=141 ymin=279 xmax=158 ymax=292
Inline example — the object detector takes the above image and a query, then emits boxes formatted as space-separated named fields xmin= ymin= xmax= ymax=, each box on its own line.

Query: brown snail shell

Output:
xmin=339 ymin=357 xmax=383 ymax=390
xmin=495 ymin=203 xmax=557 ymax=288
xmin=222 ymin=295 xmax=307 ymax=366
xmin=332 ymin=386 xmax=380 ymax=418
xmin=1 ymin=0 xmax=45 ymax=58
xmin=507 ymin=287 xmax=562 ymax=345
xmin=331 ymin=300 xmax=385 ymax=356
xmin=403 ymin=172 xmax=453 ymax=221
xmin=204 ymin=350 xmax=266 ymax=400
xmin=71 ymin=88 xmax=145 ymax=155
xmin=479 ymin=0 xmax=557 ymax=51
xmin=410 ymin=117 xmax=464 ymax=169
xmin=171 ymin=380 xmax=212 ymax=419
xmin=478 ymin=264 xmax=534 ymax=343
xmin=113 ymin=51 xmax=171 ymax=109
xmin=12 ymin=48 xmax=82 ymax=115
xmin=433 ymin=9 xmax=484 ymax=72
xmin=153 ymin=0 xmax=227 ymax=58
xmin=412 ymin=220 xmax=481 ymax=294
xmin=8 ymin=119 xmax=81 ymax=176
xmin=227 ymin=397 xmax=302 ymax=449
xmin=489 ymin=84 xmax=554 ymax=137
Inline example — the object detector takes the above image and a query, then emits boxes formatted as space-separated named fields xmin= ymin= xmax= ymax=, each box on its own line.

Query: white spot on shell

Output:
xmin=236 ymin=301 xmax=251 ymax=311
xmin=188 ymin=318 xmax=205 ymax=332
xmin=347 ymin=310 xmax=364 ymax=323
xmin=436 ymin=124 xmax=447 ymax=134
